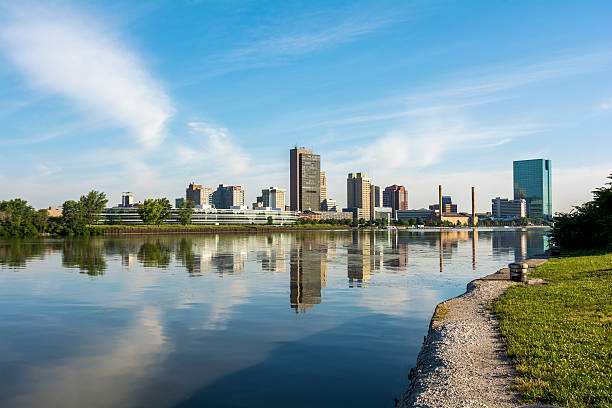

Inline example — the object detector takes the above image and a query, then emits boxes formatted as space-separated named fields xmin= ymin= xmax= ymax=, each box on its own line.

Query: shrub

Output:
xmin=552 ymin=174 xmax=612 ymax=250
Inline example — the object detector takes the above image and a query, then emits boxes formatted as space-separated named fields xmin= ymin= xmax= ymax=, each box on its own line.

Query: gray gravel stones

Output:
xmin=398 ymin=273 xmax=524 ymax=408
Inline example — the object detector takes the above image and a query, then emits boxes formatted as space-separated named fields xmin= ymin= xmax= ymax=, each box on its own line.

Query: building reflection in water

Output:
xmin=257 ymin=235 xmax=288 ymax=273
xmin=472 ymin=229 xmax=478 ymax=270
xmin=122 ymin=253 xmax=135 ymax=267
xmin=289 ymin=235 xmax=328 ymax=313
xmin=491 ymin=230 xmax=547 ymax=261
xmin=347 ymin=231 xmax=387 ymax=287
xmin=439 ymin=231 xmax=444 ymax=273
xmin=384 ymin=231 xmax=408 ymax=271
xmin=174 ymin=235 xmax=248 ymax=276
xmin=420 ymin=230 xmax=473 ymax=273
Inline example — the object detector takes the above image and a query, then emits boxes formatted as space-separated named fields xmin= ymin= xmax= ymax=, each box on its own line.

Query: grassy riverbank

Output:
xmin=494 ymin=253 xmax=612 ymax=408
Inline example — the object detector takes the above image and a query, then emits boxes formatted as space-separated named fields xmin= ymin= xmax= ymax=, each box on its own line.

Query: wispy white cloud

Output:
xmin=0 ymin=4 xmax=173 ymax=147
xmin=286 ymin=51 xmax=612 ymax=137
xmin=407 ymin=51 xmax=612 ymax=103
xmin=336 ymin=120 xmax=547 ymax=171
xmin=35 ymin=163 xmax=61 ymax=177
xmin=230 ymin=14 xmax=395 ymax=61
xmin=13 ymin=305 xmax=167 ymax=407
xmin=289 ymin=50 xmax=609 ymax=208
xmin=320 ymin=120 xmax=548 ymax=209
xmin=179 ymin=122 xmax=251 ymax=177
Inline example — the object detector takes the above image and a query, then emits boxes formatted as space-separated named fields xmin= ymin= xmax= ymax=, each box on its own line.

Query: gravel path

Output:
xmin=398 ymin=259 xmax=548 ymax=408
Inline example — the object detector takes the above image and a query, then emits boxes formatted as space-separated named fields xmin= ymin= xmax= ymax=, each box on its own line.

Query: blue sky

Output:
xmin=1 ymin=0 xmax=611 ymax=212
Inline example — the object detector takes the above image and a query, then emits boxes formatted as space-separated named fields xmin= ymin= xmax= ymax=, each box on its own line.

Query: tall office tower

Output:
xmin=383 ymin=184 xmax=408 ymax=218
xmin=369 ymin=185 xmax=381 ymax=220
xmin=212 ymin=184 xmax=245 ymax=209
xmin=186 ymin=183 xmax=204 ymax=205
xmin=121 ymin=192 xmax=134 ymax=207
xmin=290 ymin=147 xmax=321 ymax=211
xmin=513 ymin=159 xmax=552 ymax=219
xmin=320 ymin=171 xmax=327 ymax=209
xmin=347 ymin=173 xmax=371 ymax=218
xmin=259 ymin=187 xmax=286 ymax=209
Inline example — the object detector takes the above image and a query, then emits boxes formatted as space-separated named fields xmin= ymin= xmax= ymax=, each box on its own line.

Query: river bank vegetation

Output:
xmin=552 ymin=174 xmax=612 ymax=250
xmin=494 ymin=175 xmax=612 ymax=407
xmin=2 ymin=187 xmax=556 ymax=238
xmin=0 ymin=191 xmax=108 ymax=237
xmin=495 ymin=253 xmax=611 ymax=407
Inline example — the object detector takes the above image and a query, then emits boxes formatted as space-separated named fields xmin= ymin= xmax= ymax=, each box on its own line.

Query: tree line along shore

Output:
xmin=1 ymin=189 xmax=552 ymax=238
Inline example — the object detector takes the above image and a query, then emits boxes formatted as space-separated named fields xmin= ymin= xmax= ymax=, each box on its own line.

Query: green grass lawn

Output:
xmin=495 ymin=253 xmax=612 ymax=407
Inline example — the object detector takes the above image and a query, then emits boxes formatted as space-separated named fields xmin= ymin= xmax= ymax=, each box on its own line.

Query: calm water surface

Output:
xmin=0 ymin=229 xmax=548 ymax=408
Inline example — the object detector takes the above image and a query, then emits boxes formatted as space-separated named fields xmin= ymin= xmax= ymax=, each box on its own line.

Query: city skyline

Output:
xmin=1 ymin=1 xmax=611 ymax=212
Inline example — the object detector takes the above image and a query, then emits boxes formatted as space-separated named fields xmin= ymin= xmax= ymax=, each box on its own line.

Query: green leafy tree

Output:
xmin=139 ymin=199 xmax=161 ymax=224
xmin=33 ymin=209 xmax=49 ymax=231
xmin=158 ymin=198 xmax=172 ymax=224
xmin=178 ymin=200 xmax=195 ymax=225
xmin=0 ymin=199 xmax=41 ymax=236
xmin=0 ymin=199 xmax=32 ymax=228
xmin=61 ymin=200 xmax=87 ymax=232
xmin=552 ymin=174 xmax=612 ymax=250
xmin=267 ymin=215 xmax=274 ymax=225
xmin=79 ymin=190 xmax=108 ymax=225
xmin=138 ymin=198 xmax=173 ymax=225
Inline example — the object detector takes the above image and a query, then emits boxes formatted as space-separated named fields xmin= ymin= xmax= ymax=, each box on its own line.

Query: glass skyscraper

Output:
xmin=513 ymin=159 xmax=552 ymax=219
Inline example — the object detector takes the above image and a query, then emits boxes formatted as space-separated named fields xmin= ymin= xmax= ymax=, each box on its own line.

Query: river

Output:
xmin=0 ymin=228 xmax=548 ymax=407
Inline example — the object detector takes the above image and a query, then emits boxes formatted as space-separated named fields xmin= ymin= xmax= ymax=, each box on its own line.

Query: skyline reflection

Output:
xmin=0 ymin=229 xmax=549 ymax=281
xmin=0 ymin=229 xmax=549 ymax=408
xmin=289 ymin=235 xmax=328 ymax=312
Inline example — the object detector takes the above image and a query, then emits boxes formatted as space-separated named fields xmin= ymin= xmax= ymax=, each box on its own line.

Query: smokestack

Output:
xmin=438 ymin=185 xmax=442 ymax=216
xmin=471 ymin=186 xmax=476 ymax=225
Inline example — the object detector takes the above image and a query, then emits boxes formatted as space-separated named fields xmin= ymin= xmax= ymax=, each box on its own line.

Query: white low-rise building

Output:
xmin=491 ymin=197 xmax=526 ymax=219
xmin=101 ymin=208 xmax=299 ymax=225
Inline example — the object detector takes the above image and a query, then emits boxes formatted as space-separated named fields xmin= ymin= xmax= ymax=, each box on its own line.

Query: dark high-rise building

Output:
xmin=212 ymin=184 xmax=245 ymax=209
xmin=383 ymin=184 xmax=408 ymax=218
xmin=186 ymin=183 xmax=213 ymax=206
xmin=290 ymin=147 xmax=321 ymax=211
xmin=369 ymin=185 xmax=381 ymax=220
xmin=513 ymin=159 xmax=552 ymax=219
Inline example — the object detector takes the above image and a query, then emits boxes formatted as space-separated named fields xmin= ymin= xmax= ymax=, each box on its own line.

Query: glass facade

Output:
xmin=513 ymin=159 xmax=552 ymax=219
xmin=299 ymin=153 xmax=321 ymax=211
